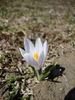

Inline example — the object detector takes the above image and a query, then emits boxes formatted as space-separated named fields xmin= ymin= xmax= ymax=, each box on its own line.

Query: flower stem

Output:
xmin=37 ymin=68 xmax=42 ymax=80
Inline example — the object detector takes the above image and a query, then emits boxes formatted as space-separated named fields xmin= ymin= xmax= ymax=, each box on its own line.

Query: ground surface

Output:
xmin=0 ymin=0 xmax=75 ymax=100
xmin=33 ymin=52 xmax=75 ymax=100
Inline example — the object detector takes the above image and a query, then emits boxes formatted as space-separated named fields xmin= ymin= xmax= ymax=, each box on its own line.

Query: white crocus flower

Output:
xmin=19 ymin=38 xmax=48 ymax=70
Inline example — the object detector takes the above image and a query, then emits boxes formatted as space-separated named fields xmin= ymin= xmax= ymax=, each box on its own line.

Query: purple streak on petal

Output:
xmin=38 ymin=51 xmax=45 ymax=69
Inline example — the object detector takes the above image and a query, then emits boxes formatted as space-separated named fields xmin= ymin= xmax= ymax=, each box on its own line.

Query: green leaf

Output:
xmin=39 ymin=71 xmax=50 ymax=81
xmin=9 ymin=88 xmax=18 ymax=100
xmin=30 ymin=66 xmax=38 ymax=79
xmin=40 ymin=62 xmax=58 ymax=81
xmin=7 ymin=77 xmax=16 ymax=83
xmin=30 ymin=62 xmax=58 ymax=81
xmin=7 ymin=76 xmax=24 ymax=83
xmin=50 ymin=62 xmax=58 ymax=72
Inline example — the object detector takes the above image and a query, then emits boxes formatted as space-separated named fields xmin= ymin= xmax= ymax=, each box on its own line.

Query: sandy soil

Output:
xmin=33 ymin=52 xmax=75 ymax=100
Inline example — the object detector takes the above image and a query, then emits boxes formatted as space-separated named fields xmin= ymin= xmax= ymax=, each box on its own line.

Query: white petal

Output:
xmin=38 ymin=51 xmax=45 ymax=69
xmin=19 ymin=48 xmax=26 ymax=57
xmin=43 ymin=41 xmax=48 ymax=57
xmin=23 ymin=53 xmax=39 ymax=70
xmin=35 ymin=38 xmax=43 ymax=55
xmin=24 ymin=38 xmax=35 ymax=55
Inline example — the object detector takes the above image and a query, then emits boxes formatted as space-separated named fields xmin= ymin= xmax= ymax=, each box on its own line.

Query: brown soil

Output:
xmin=33 ymin=52 xmax=75 ymax=100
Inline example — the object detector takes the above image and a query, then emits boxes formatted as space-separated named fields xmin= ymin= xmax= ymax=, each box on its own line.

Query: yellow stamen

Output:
xmin=34 ymin=53 xmax=39 ymax=61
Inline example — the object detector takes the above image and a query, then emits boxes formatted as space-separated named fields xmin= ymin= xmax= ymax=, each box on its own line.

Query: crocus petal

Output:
xmin=38 ymin=51 xmax=45 ymax=69
xmin=43 ymin=41 xmax=48 ymax=57
xmin=35 ymin=38 xmax=43 ymax=55
xmin=24 ymin=38 xmax=35 ymax=55
xmin=19 ymin=48 xmax=26 ymax=57
xmin=23 ymin=53 xmax=39 ymax=70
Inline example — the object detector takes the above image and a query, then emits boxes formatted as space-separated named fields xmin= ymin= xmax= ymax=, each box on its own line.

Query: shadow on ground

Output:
xmin=64 ymin=87 xmax=75 ymax=100
xmin=45 ymin=64 xmax=65 ymax=81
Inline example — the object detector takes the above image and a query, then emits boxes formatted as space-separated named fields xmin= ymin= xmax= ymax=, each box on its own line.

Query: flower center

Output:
xmin=34 ymin=53 xmax=39 ymax=61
